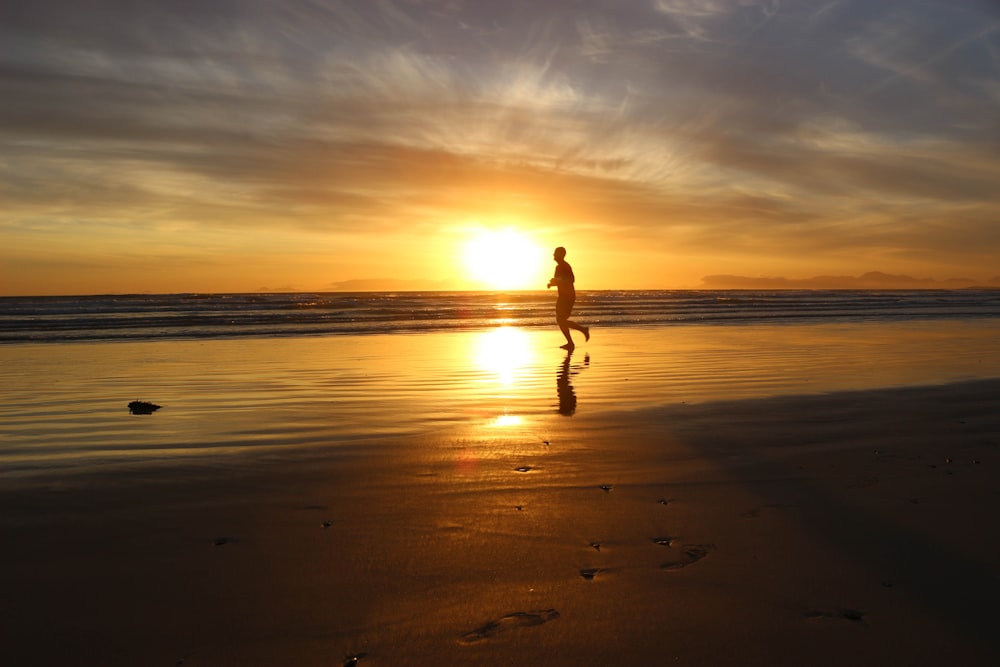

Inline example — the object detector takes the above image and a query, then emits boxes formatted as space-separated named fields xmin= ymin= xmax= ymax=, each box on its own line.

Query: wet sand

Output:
xmin=2 ymin=323 xmax=1000 ymax=665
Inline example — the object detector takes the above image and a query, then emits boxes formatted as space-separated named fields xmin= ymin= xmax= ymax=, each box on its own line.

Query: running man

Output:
xmin=546 ymin=246 xmax=590 ymax=350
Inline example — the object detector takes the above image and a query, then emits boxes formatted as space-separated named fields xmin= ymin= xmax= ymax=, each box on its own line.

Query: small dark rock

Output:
xmin=840 ymin=609 xmax=866 ymax=622
xmin=128 ymin=400 xmax=161 ymax=415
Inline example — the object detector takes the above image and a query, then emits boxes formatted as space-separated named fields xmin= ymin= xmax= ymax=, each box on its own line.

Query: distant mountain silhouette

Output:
xmin=326 ymin=278 xmax=454 ymax=292
xmin=257 ymin=285 xmax=300 ymax=292
xmin=699 ymin=271 xmax=996 ymax=290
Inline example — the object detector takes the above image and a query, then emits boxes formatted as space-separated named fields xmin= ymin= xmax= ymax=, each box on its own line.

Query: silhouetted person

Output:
xmin=547 ymin=246 xmax=590 ymax=350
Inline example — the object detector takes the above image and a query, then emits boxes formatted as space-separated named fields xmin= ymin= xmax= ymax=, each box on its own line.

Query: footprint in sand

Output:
xmin=458 ymin=609 xmax=560 ymax=644
xmin=805 ymin=609 xmax=867 ymax=626
xmin=739 ymin=503 xmax=787 ymax=518
xmin=661 ymin=544 xmax=715 ymax=570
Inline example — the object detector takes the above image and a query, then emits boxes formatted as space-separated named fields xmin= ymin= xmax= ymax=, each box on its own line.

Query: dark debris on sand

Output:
xmin=343 ymin=652 xmax=368 ymax=666
xmin=128 ymin=400 xmax=161 ymax=415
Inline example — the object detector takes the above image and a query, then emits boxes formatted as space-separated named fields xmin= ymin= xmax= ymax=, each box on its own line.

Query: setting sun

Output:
xmin=462 ymin=228 xmax=546 ymax=291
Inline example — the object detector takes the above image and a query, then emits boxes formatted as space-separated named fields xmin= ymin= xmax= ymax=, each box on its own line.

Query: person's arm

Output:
xmin=548 ymin=264 xmax=571 ymax=288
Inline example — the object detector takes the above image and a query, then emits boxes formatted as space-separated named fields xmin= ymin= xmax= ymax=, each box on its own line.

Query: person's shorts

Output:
xmin=556 ymin=296 xmax=575 ymax=321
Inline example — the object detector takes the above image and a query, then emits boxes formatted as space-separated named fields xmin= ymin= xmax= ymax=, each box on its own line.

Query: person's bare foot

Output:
xmin=560 ymin=343 xmax=575 ymax=351
xmin=583 ymin=326 xmax=590 ymax=342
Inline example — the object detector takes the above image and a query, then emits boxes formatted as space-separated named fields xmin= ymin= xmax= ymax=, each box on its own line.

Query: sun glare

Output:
xmin=474 ymin=326 xmax=535 ymax=387
xmin=472 ymin=327 xmax=535 ymax=428
xmin=462 ymin=228 xmax=545 ymax=290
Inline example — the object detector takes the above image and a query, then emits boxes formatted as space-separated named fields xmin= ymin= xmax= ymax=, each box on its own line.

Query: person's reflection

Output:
xmin=556 ymin=350 xmax=589 ymax=416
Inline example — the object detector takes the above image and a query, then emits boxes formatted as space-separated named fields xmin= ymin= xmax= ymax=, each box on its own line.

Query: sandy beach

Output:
xmin=2 ymin=322 xmax=999 ymax=666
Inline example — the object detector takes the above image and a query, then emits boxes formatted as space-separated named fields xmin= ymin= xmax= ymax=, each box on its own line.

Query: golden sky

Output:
xmin=2 ymin=0 xmax=1000 ymax=295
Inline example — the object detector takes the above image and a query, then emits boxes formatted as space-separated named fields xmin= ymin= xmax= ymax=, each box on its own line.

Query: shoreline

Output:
xmin=3 ymin=378 xmax=998 ymax=666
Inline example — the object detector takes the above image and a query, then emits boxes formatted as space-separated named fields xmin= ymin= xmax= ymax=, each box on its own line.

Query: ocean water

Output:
xmin=2 ymin=290 xmax=999 ymax=342
xmin=2 ymin=291 xmax=1000 ymax=477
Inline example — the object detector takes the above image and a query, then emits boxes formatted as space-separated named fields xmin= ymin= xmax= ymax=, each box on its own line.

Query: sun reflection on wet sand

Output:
xmin=472 ymin=326 xmax=536 ymax=388
xmin=492 ymin=414 xmax=524 ymax=427
xmin=469 ymin=326 xmax=543 ymax=428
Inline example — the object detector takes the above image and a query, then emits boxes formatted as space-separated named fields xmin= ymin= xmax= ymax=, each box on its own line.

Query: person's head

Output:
xmin=553 ymin=246 xmax=567 ymax=261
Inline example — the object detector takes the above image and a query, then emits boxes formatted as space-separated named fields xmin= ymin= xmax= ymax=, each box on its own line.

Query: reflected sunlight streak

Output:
xmin=492 ymin=414 xmax=524 ymax=427
xmin=473 ymin=327 xmax=539 ymax=428
xmin=473 ymin=326 xmax=535 ymax=388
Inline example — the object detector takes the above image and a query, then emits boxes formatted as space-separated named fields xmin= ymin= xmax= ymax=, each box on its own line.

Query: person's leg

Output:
xmin=558 ymin=318 xmax=574 ymax=349
xmin=565 ymin=319 xmax=590 ymax=342
xmin=556 ymin=299 xmax=575 ymax=348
